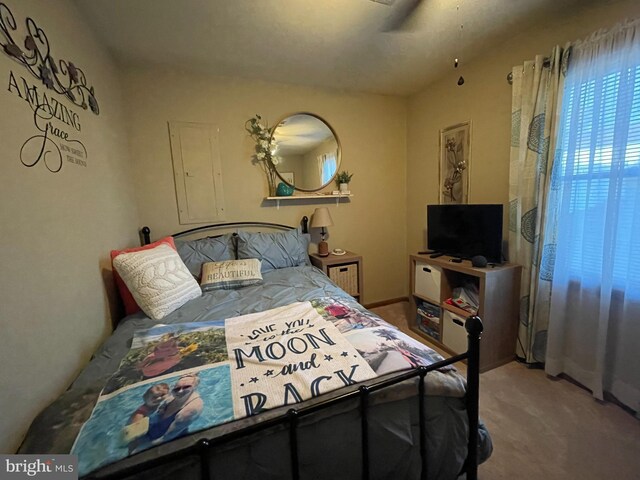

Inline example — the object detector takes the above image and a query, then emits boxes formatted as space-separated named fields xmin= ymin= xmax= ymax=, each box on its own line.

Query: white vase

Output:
xmin=339 ymin=183 xmax=349 ymax=193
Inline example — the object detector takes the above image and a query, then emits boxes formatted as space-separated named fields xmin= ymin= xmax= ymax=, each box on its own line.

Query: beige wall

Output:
xmin=406 ymin=0 xmax=640 ymax=257
xmin=4 ymin=0 xmax=635 ymax=456
xmin=123 ymin=67 xmax=408 ymax=305
xmin=0 ymin=0 xmax=139 ymax=452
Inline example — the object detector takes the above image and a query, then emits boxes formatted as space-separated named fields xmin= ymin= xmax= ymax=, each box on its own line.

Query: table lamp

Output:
xmin=311 ymin=207 xmax=334 ymax=257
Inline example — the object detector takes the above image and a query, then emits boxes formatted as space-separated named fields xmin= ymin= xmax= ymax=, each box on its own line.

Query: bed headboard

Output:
xmin=140 ymin=217 xmax=309 ymax=245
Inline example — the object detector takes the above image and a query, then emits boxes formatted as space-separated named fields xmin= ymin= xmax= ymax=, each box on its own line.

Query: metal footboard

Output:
xmin=87 ymin=316 xmax=483 ymax=480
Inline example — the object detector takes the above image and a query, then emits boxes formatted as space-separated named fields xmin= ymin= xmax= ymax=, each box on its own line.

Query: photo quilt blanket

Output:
xmin=72 ymin=297 xmax=453 ymax=476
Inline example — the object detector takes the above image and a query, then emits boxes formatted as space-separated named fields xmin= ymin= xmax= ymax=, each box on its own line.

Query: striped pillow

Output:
xmin=200 ymin=259 xmax=263 ymax=291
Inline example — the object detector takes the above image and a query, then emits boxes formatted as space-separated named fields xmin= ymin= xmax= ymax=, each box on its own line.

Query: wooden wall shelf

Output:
xmin=264 ymin=194 xmax=353 ymax=209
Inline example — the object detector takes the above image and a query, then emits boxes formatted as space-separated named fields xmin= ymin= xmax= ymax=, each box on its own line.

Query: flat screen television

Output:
xmin=427 ymin=204 xmax=504 ymax=263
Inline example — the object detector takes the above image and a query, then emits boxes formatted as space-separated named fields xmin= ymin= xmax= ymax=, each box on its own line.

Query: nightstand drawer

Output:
xmin=328 ymin=263 xmax=359 ymax=295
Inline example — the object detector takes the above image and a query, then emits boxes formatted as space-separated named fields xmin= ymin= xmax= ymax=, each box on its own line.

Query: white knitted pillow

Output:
xmin=113 ymin=243 xmax=201 ymax=320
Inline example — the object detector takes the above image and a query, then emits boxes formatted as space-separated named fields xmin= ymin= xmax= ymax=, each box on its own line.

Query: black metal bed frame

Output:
xmin=108 ymin=223 xmax=485 ymax=480
xmin=140 ymin=218 xmax=310 ymax=246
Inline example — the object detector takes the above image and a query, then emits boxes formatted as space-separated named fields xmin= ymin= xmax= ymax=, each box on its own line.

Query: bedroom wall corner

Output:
xmin=405 ymin=0 xmax=640 ymax=258
xmin=121 ymin=67 xmax=408 ymax=307
xmin=0 ymin=0 xmax=139 ymax=453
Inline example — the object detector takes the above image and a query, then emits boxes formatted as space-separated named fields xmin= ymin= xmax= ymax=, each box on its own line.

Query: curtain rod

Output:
xmin=506 ymin=57 xmax=551 ymax=85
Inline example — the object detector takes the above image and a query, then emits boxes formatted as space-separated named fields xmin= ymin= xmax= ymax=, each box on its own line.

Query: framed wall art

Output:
xmin=439 ymin=121 xmax=471 ymax=204
xmin=280 ymin=171 xmax=295 ymax=185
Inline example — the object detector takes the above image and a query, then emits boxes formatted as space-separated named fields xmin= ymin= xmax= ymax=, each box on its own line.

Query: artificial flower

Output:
xmin=245 ymin=114 xmax=279 ymax=195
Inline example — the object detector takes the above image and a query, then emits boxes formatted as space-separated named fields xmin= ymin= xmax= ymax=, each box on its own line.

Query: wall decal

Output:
xmin=17 ymin=99 xmax=87 ymax=172
xmin=1 ymin=2 xmax=95 ymax=173
xmin=0 ymin=2 xmax=99 ymax=114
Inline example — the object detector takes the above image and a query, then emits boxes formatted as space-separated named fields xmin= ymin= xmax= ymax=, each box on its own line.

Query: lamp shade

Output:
xmin=310 ymin=207 xmax=334 ymax=228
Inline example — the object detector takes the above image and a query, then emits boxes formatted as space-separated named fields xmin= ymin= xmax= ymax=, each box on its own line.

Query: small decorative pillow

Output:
xmin=113 ymin=244 xmax=201 ymax=320
xmin=111 ymin=236 xmax=177 ymax=316
xmin=236 ymin=229 xmax=310 ymax=274
xmin=200 ymin=259 xmax=263 ymax=291
xmin=175 ymin=234 xmax=236 ymax=279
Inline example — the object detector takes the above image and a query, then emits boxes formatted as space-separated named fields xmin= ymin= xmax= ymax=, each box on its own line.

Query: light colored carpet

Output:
xmin=369 ymin=301 xmax=640 ymax=480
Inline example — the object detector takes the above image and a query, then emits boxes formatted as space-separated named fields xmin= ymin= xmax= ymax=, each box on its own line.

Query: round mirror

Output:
xmin=270 ymin=113 xmax=341 ymax=192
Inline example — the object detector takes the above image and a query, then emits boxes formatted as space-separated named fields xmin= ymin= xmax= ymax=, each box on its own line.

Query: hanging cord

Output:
xmin=455 ymin=3 xmax=464 ymax=85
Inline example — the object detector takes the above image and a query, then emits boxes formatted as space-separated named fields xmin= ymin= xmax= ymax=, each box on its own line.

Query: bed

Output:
xmin=19 ymin=220 xmax=492 ymax=480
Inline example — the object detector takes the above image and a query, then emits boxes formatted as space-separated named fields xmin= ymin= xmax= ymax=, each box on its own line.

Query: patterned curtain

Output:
xmin=508 ymin=46 xmax=569 ymax=363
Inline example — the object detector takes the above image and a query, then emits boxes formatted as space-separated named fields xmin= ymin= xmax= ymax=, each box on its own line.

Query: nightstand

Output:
xmin=310 ymin=252 xmax=363 ymax=302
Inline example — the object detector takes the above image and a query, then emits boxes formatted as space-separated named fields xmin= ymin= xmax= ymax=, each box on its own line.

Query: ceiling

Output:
xmin=76 ymin=0 xmax=595 ymax=96
xmin=272 ymin=114 xmax=334 ymax=156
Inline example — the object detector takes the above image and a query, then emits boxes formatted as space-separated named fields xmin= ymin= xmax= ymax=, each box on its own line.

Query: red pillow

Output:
xmin=111 ymin=236 xmax=177 ymax=316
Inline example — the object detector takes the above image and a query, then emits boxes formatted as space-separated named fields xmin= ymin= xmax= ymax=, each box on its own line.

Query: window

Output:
xmin=319 ymin=153 xmax=337 ymax=185
xmin=552 ymin=51 xmax=640 ymax=293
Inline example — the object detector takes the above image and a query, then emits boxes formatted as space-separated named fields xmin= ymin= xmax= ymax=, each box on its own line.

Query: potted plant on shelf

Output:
xmin=335 ymin=171 xmax=353 ymax=194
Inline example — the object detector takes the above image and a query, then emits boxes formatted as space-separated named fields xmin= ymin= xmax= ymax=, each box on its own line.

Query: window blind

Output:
xmin=554 ymin=58 xmax=640 ymax=292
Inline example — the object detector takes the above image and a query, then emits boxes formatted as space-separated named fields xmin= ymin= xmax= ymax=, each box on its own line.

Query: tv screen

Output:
xmin=427 ymin=204 xmax=503 ymax=263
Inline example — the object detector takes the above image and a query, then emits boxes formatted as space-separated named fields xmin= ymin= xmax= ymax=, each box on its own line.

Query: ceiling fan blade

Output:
xmin=381 ymin=0 xmax=423 ymax=32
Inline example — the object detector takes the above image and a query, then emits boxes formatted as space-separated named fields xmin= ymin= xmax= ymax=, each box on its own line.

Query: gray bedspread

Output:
xmin=19 ymin=266 xmax=492 ymax=479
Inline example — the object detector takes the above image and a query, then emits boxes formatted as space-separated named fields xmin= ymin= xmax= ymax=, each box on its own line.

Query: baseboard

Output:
xmin=364 ymin=297 xmax=409 ymax=309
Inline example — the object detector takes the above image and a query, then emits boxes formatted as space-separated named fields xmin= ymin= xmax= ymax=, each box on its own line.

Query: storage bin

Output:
xmin=414 ymin=262 xmax=442 ymax=301
xmin=442 ymin=310 xmax=468 ymax=354
xmin=328 ymin=263 xmax=359 ymax=295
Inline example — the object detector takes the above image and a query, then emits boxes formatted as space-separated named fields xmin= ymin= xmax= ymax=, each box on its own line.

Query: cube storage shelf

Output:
xmin=409 ymin=254 xmax=522 ymax=373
